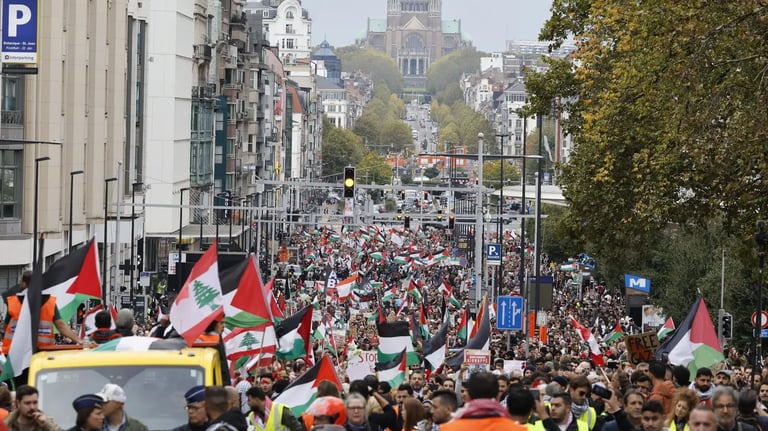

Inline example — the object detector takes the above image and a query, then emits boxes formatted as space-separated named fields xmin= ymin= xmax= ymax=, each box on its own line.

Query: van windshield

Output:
xmin=35 ymin=365 xmax=205 ymax=431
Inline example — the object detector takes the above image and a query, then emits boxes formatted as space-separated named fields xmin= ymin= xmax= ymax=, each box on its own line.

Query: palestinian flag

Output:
xmin=169 ymin=243 xmax=224 ymax=346
xmin=423 ymin=319 xmax=449 ymax=371
xmin=273 ymin=355 xmax=342 ymax=416
xmin=79 ymin=305 xmax=117 ymax=339
xmin=439 ymin=281 xmax=461 ymax=308
xmin=657 ymin=317 xmax=675 ymax=340
xmin=333 ymin=272 xmax=357 ymax=301
xmin=406 ymin=279 xmax=422 ymax=302
xmin=604 ymin=320 xmax=625 ymax=344
xmin=393 ymin=255 xmax=409 ymax=265
xmin=275 ymin=305 xmax=313 ymax=361
xmin=264 ymin=278 xmax=285 ymax=321
xmin=376 ymin=349 xmax=406 ymax=388
xmin=369 ymin=251 xmax=385 ymax=261
xmin=456 ymin=308 xmax=469 ymax=343
xmin=570 ymin=316 xmax=605 ymax=367
xmin=655 ymin=297 xmax=722 ymax=375
xmin=0 ymin=238 xmax=44 ymax=381
xmin=42 ymin=238 xmax=102 ymax=322
xmin=446 ymin=302 xmax=491 ymax=370
xmin=220 ymin=256 xmax=272 ymax=329
xmin=382 ymin=285 xmax=399 ymax=302
xmin=418 ymin=301 xmax=430 ymax=341
xmin=94 ymin=336 xmax=188 ymax=351
xmin=469 ymin=299 xmax=486 ymax=339
xmin=223 ymin=323 xmax=277 ymax=360
xmin=377 ymin=320 xmax=418 ymax=366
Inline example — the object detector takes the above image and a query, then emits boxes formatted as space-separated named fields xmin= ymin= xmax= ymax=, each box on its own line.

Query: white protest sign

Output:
xmin=346 ymin=350 xmax=377 ymax=381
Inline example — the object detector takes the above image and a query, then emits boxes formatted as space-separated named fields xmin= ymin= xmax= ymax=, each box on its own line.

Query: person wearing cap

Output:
xmin=714 ymin=371 xmax=731 ymax=388
xmin=96 ymin=383 xmax=148 ymax=431
xmin=244 ymin=386 xmax=302 ymax=431
xmin=172 ymin=386 xmax=208 ymax=431
xmin=5 ymin=385 xmax=61 ymax=431
xmin=441 ymin=372 xmax=526 ymax=431
xmin=67 ymin=394 xmax=105 ymax=431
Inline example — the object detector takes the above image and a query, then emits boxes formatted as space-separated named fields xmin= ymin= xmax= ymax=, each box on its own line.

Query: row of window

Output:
xmin=0 ymin=150 xmax=22 ymax=219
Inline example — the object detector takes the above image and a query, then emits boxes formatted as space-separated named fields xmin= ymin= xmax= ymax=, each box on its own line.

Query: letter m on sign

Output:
xmin=624 ymin=274 xmax=650 ymax=293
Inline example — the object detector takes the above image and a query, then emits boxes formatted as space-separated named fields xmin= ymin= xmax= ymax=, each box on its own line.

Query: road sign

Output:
xmin=752 ymin=311 xmax=768 ymax=329
xmin=496 ymin=296 xmax=524 ymax=331
xmin=486 ymin=243 xmax=501 ymax=266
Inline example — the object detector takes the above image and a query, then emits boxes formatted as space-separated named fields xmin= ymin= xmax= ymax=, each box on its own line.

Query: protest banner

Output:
xmin=464 ymin=349 xmax=491 ymax=374
xmin=625 ymin=331 xmax=661 ymax=364
xmin=346 ymin=350 xmax=377 ymax=381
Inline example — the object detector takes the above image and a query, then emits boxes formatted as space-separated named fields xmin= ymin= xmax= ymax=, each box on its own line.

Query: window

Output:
xmin=285 ymin=8 xmax=295 ymax=19
xmin=0 ymin=150 xmax=22 ymax=219
xmin=285 ymin=24 xmax=293 ymax=34
xmin=0 ymin=266 xmax=22 ymax=293
xmin=285 ymin=39 xmax=295 ymax=49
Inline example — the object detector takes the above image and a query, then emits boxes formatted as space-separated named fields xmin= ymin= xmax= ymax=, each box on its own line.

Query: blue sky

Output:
xmin=301 ymin=0 xmax=554 ymax=52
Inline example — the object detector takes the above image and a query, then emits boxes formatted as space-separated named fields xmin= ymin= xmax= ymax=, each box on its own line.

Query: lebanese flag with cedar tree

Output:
xmin=570 ymin=316 xmax=605 ymax=367
xmin=169 ymin=243 xmax=224 ymax=345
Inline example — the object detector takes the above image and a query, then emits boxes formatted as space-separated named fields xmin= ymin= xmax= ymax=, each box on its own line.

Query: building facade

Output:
xmin=362 ymin=0 xmax=469 ymax=87
xmin=0 ymin=1 xmax=130 ymax=291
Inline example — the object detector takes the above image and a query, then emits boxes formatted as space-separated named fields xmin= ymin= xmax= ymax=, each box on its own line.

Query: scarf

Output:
xmin=688 ymin=382 xmax=714 ymax=401
xmin=453 ymin=399 xmax=510 ymax=419
xmin=571 ymin=401 xmax=589 ymax=419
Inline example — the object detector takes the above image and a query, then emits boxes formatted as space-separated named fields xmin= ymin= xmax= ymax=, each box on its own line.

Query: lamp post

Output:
xmin=474 ymin=133 xmax=484 ymax=303
xmin=495 ymin=133 xmax=509 ymax=300
xmin=228 ymin=192 xmax=234 ymax=251
xmin=68 ymin=170 xmax=84 ymax=253
xmin=103 ymin=177 xmax=118 ymax=303
xmin=33 ymin=156 xmax=50 ymax=265
xmin=130 ymin=182 xmax=143 ymax=307
xmin=178 ymin=187 xmax=189 ymax=292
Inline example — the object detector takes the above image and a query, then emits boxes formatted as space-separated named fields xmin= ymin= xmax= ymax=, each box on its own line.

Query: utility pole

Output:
xmin=474 ymin=133 xmax=484 ymax=304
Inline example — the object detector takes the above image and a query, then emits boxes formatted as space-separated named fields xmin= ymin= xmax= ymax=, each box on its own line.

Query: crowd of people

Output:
xmin=2 ymin=217 xmax=765 ymax=431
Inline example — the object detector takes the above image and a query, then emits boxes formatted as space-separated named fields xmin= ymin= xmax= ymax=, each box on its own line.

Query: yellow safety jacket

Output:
xmin=247 ymin=404 xmax=287 ymax=431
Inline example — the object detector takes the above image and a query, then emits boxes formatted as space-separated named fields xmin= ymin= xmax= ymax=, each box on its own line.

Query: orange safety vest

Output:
xmin=2 ymin=295 xmax=56 ymax=354
xmin=195 ymin=333 xmax=220 ymax=344
xmin=441 ymin=417 xmax=528 ymax=431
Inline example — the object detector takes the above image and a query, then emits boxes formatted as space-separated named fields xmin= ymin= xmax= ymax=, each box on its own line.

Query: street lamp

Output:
xmin=130 ymin=182 xmax=143 ymax=306
xmin=495 ymin=133 xmax=509 ymax=300
xmin=178 ymin=187 xmax=189 ymax=292
xmin=68 ymin=170 xmax=84 ymax=253
xmin=103 ymin=177 xmax=118 ymax=302
xmin=33 ymin=157 xmax=50 ymax=265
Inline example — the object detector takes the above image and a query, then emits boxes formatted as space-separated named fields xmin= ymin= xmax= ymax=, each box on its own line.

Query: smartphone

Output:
xmin=592 ymin=384 xmax=612 ymax=399
xmin=529 ymin=389 xmax=540 ymax=399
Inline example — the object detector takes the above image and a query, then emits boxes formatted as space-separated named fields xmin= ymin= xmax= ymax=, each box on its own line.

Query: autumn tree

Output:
xmin=336 ymin=46 xmax=405 ymax=94
xmin=525 ymin=0 xmax=768 ymax=279
xmin=425 ymin=48 xmax=486 ymax=96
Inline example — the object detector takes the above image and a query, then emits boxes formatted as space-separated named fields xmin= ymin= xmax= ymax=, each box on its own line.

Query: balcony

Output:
xmin=2 ymin=110 xmax=23 ymax=125
xmin=194 ymin=44 xmax=212 ymax=61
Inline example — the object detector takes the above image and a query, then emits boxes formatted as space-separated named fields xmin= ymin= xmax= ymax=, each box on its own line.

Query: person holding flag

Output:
xmin=2 ymin=271 xmax=83 ymax=353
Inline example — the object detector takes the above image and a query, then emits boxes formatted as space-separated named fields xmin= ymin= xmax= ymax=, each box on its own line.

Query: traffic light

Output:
xmin=424 ymin=191 xmax=429 ymax=201
xmin=720 ymin=313 xmax=733 ymax=340
xmin=343 ymin=167 xmax=355 ymax=198
xmin=437 ymin=210 xmax=443 ymax=222
xmin=448 ymin=215 xmax=455 ymax=229
xmin=399 ymin=190 xmax=406 ymax=200
xmin=404 ymin=215 xmax=411 ymax=229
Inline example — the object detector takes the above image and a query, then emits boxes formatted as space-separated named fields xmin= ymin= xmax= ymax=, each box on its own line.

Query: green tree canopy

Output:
xmin=525 ymin=0 xmax=768 ymax=275
xmin=425 ymin=48 xmax=486 ymax=96
xmin=357 ymin=152 xmax=393 ymax=185
xmin=321 ymin=117 xmax=365 ymax=179
xmin=483 ymin=161 xmax=521 ymax=189
xmin=336 ymin=46 xmax=405 ymax=94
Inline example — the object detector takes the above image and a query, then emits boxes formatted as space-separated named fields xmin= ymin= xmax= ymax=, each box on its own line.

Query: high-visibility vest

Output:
xmin=670 ymin=421 xmax=689 ymax=431
xmin=577 ymin=406 xmax=598 ymax=431
xmin=530 ymin=418 xmax=588 ymax=431
xmin=2 ymin=295 xmax=56 ymax=354
xmin=248 ymin=403 xmax=287 ymax=431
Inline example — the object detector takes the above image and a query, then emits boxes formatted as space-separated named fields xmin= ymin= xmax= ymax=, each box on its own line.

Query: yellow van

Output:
xmin=28 ymin=338 xmax=225 ymax=431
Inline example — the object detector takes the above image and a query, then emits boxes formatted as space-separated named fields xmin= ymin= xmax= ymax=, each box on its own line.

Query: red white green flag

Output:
xmin=655 ymin=297 xmax=722 ymax=375
xmin=657 ymin=317 xmax=675 ymax=340
xmin=169 ymin=243 xmax=224 ymax=345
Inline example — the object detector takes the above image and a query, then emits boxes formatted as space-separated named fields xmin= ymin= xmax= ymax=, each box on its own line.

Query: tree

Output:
xmin=525 ymin=1 xmax=768 ymax=277
xmin=482 ymin=161 xmax=521 ymax=189
xmin=357 ymin=152 xmax=393 ymax=186
xmin=425 ymin=48 xmax=486 ymax=96
xmin=424 ymin=166 xmax=440 ymax=180
xmin=239 ymin=331 xmax=259 ymax=349
xmin=336 ymin=46 xmax=404 ymax=94
xmin=192 ymin=281 xmax=220 ymax=311
xmin=322 ymin=117 xmax=365 ymax=179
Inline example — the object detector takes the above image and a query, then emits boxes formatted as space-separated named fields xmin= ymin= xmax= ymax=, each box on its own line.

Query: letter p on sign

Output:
xmin=8 ymin=5 xmax=32 ymax=37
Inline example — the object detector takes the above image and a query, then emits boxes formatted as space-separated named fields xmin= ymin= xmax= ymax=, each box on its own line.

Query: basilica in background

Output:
xmin=360 ymin=0 xmax=471 ymax=88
